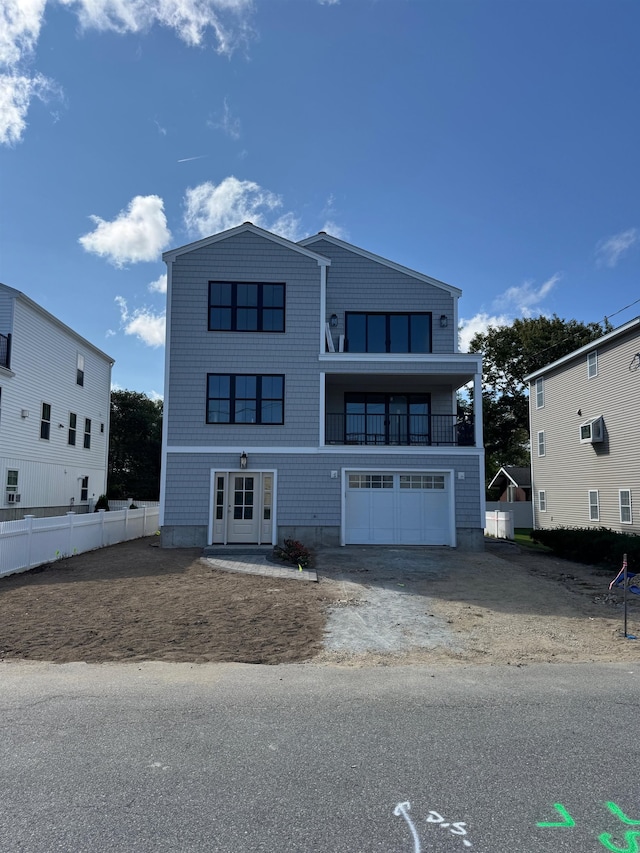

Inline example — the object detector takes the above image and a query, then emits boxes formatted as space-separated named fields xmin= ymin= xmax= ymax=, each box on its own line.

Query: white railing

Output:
xmin=0 ymin=507 xmax=160 ymax=578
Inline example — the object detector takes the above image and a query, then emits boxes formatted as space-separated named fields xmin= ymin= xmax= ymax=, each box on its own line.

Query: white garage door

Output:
xmin=344 ymin=471 xmax=453 ymax=546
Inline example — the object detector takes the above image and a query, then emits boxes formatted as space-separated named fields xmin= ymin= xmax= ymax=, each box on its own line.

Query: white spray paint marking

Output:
xmin=394 ymin=801 xmax=421 ymax=853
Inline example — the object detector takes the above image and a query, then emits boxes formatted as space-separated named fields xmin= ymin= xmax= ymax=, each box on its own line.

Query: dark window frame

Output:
xmin=344 ymin=391 xmax=431 ymax=445
xmin=345 ymin=311 xmax=432 ymax=353
xmin=68 ymin=412 xmax=77 ymax=446
xmin=206 ymin=373 xmax=285 ymax=425
xmin=208 ymin=282 xmax=286 ymax=333
xmin=40 ymin=402 xmax=51 ymax=440
xmin=83 ymin=418 xmax=91 ymax=449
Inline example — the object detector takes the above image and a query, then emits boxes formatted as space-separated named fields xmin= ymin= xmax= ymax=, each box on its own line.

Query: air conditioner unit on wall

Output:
xmin=580 ymin=416 xmax=604 ymax=444
xmin=6 ymin=492 xmax=20 ymax=504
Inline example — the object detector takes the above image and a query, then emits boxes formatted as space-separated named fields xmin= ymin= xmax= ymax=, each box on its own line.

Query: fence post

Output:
xmin=66 ymin=512 xmax=75 ymax=557
xmin=124 ymin=506 xmax=129 ymax=539
xmin=143 ymin=505 xmax=148 ymax=535
xmin=98 ymin=508 xmax=106 ymax=547
xmin=24 ymin=515 xmax=35 ymax=569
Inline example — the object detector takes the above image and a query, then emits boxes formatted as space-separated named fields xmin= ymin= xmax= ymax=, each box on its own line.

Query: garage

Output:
xmin=343 ymin=470 xmax=454 ymax=546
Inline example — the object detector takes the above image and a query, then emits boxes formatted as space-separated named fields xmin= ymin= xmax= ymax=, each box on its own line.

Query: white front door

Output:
xmin=211 ymin=471 xmax=274 ymax=544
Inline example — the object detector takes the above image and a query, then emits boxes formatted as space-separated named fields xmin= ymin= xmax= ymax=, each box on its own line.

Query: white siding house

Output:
xmin=160 ymin=223 xmax=485 ymax=550
xmin=0 ymin=284 xmax=114 ymax=520
xmin=526 ymin=316 xmax=640 ymax=533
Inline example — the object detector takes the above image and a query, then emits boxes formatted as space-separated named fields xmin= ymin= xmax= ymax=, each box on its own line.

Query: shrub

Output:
xmin=273 ymin=538 xmax=312 ymax=568
xmin=530 ymin=526 xmax=640 ymax=568
xmin=94 ymin=494 xmax=110 ymax=512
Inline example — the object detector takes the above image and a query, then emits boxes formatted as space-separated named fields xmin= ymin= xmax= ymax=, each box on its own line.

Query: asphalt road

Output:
xmin=0 ymin=661 xmax=638 ymax=852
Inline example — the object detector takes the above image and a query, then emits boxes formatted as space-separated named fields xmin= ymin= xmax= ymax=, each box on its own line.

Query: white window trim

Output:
xmin=537 ymin=430 xmax=545 ymax=457
xmin=587 ymin=351 xmax=598 ymax=379
xmin=538 ymin=490 xmax=546 ymax=512
xmin=588 ymin=489 xmax=599 ymax=522
xmin=535 ymin=377 xmax=544 ymax=409
xmin=619 ymin=489 xmax=632 ymax=524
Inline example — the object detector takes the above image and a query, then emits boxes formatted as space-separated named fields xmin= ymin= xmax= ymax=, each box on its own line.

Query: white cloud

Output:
xmin=0 ymin=72 xmax=59 ymax=146
xmin=115 ymin=296 xmax=166 ymax=347
xmin=148 ymin=273 xmax=167 ymax=294
xmin=495 ymin=273 xmax=561 ymax=317
xmin=321 ymin=220 xmax=349 ymax=240
xmin=458 ymin=312 xmax=512 ymax=353
xmin=79 ymin=195 xmax=172 ymax=266
xmin=596 ymin=228 xmax=639 ymax=268
xmin=58 ymin=0 xmax=256 ymax=54
xmin=208 ymin=97 xmax=241 ymax=139
xmin=183 ymin=176 xmax=302 ymax=240
xmin=0 ymin=0 xmax=256 ymax=145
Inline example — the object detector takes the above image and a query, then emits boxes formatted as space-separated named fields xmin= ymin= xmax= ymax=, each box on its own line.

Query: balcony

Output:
xmin=0 ymin=333 xmax=10 ymax=369
xmin=325 ymin=413 xmax=474 ymax=447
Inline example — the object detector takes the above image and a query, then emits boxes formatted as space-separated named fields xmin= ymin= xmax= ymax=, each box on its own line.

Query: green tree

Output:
xmin=108 ymin=390 xmax=163 ymax=500
xmin=468 ymin=314 xmax=610 ymax=486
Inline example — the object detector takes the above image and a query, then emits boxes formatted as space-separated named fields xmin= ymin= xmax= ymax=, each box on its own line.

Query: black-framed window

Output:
xmin=68 ymin=412 xmax=77 ymax=446
xmin=207 ymin=374 xmax=284 ymax=424
xmin=80 ymin=476 xmax=88 ymax=502
xmin=40 ymin=402 xmax=51 ymax=440
xmin=345 ymin=312 xmax=431 ymax=353
xmin=208 ymin=282 xmax=285 ymax=332
xmin=77 ymin=353 xmax=85 ymax=386
xmin=84 ymin=418 xmax=91 ymax=449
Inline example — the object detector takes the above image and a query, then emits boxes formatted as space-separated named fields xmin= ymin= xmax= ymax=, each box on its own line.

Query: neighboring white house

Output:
xmin=526 ymin=316 xmax=640 ymax=533
xmin=160 ymin=223 xmax=485 ymax=550
xmin=0 ymin=283 xmax=114 ymax=521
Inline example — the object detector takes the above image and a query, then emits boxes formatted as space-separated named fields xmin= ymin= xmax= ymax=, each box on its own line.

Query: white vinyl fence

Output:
xmin=0 ymin=506 xmax=160 ymax=578
xmin=484 ymin=510 xmax=515 ymax=540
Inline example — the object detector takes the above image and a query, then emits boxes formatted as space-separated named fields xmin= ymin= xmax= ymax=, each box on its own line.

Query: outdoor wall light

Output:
xmin=240 ymin=451 xmax=248 ymax=469
xmin=329 ymin=313 xmax=339 ymax=328
xmin=439 ymin=315 xmax=448 ymax=328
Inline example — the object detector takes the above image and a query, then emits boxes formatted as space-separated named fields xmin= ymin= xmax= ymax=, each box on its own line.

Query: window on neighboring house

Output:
xmin=620 ymin=489 xmax=632 ymax=524
xmin=68 ymin=412 xmax=77 ymax=446
xmin=538 ymin=490 xmax=547 ymax=512
xmin=208 ymin=282 xmax=285 ymax=332
xmin=537 ymin=430 xmax=545 ymax=457
xmin=589 ymin=489 xmax=599 ymax=521
xmin=507 ymin=485 xmax=517 ymax=502
xmin=80 ymin=476 xmax=88 ymax=502
xmin=206 ymin=374 xmax=284 ymax=424
xmin=77 ymin=353 xmax=85 ymax=386
xmin=535 ymin=377 xmax=544 ymax=408
xmin=345 ymin=312 xmax=432 ymax=353
xmin=40 ymin=402 xmax=51 ymax=440
xmin=6 ymin=468 xmax=18 ymax=503
xmin=84 ymin=418 xmax=91 ymax=449
xmin=587 ymin=351 xmax=598 ymax=379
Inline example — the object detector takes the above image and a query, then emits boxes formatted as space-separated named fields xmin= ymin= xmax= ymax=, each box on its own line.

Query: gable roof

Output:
xmin=0 ymin=282 xmax=114 ymax=364
xmin=298 ymin=232 xmax=461 ymax=297
xmin=488 ymin=465 xmax=531 ymax=490
xmin=524 ymin=315 xmax=640 ymax=382
xmin=162 ymin=222 xmax=331 ymax=266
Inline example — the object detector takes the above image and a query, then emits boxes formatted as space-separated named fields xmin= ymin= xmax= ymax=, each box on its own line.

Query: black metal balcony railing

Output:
xmin=325 ymin=413 xmax=474 ymax=447
xmin=0 ymin=333 xmax=10 ymax=369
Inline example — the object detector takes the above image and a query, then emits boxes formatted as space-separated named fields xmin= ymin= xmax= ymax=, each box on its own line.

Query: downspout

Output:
xmin=158 ymin=258 xmax=173 ymax=528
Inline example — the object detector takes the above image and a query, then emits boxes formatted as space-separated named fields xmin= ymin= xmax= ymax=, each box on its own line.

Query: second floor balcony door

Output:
xmin=345 ymin=393 xmax=430 ymax=446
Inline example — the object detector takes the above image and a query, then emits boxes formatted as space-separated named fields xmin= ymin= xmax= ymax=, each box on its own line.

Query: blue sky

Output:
xmin=2 ymin=0 xmax=639 ymax=397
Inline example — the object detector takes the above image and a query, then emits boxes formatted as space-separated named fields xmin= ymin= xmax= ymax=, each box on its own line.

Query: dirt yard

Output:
xmin=0 ymin=536 xmax=638 ymax=666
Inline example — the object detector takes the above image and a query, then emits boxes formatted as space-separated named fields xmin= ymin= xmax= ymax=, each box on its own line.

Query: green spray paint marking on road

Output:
xmin=536 ymin=803 xmax=576 ymax=828
xmin=598 ymin=830 xmax=640 ymax=852
xmin=606 ymin=803 xmax=640 ymax=826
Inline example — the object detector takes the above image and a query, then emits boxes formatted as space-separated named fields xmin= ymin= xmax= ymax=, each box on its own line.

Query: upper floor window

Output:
xmin=538 ymin=490 xmax=547 ymax=512
xmin=535 ymin=377 xmax=544 ymax=408
xmin=84 ymin=418 xmax=91 ymax=449
xmin=345 ymin=312 xmax=431 ymax=353
xmin=40 ymin=402 xmax=51 ymax=440
xmin=208 ymin=282 xmax=285 ymax=333
xmin=537 ymin=430 xmax=545 ymax=457
xmin=587 ymin=351 xmax=598 ymax=379
xmin=207 ymin=374 xmax=284 ymax=425
xmin=68 ymin=412 xmax=77 ymax=446
xmin=77 ymin=353 xmax=85 ymax=386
